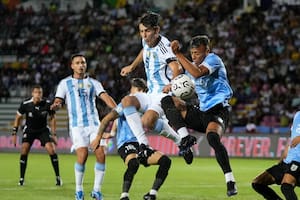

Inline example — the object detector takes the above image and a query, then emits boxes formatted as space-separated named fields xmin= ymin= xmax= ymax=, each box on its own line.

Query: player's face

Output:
xmin=190 ymin=45 xmax=208 ymax=66
xmin=139 ymin=24 xmax=159 ymax=47
xmin=71 ymin=56 xmax=87 ymax=77
xmin=32 ymin=88 xmax=43 ymax=102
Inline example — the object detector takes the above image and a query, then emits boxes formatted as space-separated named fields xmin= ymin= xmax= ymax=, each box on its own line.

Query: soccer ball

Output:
xmin=171 ymin=74 xmax=195 ymax=100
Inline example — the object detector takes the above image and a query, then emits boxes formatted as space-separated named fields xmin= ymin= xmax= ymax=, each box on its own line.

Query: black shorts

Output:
xmin=286 ymin=161 xmax=300 ymax=183
xmin=118 ymin=142 xmax=139 ymax=162
xmin=266 ymin=162 xmax=289 ymax=185
xmin=184 ymin=103 xmax=230 ymax=133
xmin=22 ymin=127 xmax=53 ymax=147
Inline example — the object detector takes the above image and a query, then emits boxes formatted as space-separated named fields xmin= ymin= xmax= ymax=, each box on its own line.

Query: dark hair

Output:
xmin=71 ymin=53 xmax=85 ymax=62
xmin=32 ymin=85 xmax=42 ymax=91
xmin=139 ymin=11 xmax=160 ymax=28
xmin=189 ymin=35 xmax=210 ymax=49
xmin=131 ymin=78 xmax=148 ymax=92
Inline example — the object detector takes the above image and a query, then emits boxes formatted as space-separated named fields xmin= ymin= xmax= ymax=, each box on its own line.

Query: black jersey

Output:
xmin=17 ymin=98 xmax=55 ymax=130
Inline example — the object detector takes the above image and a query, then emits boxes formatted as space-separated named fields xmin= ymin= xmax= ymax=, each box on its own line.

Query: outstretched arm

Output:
xmin=120 ymin=49 xmax=143 ymax=76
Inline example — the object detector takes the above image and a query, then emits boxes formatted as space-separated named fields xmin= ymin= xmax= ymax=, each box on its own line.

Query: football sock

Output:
xmin=123 ymin=106 xmax=148 ymax=145
xmin=50 ymin=153 xmax=60 ymax=177
xmin=123 ymin=158 xmax=139 ymax=193
xmin=120 ymin=192 xmax=129 ymax=198
xmin=154 ymin=118 xmax=181 ymax=145
xmin=161 ymin=96 xmax=187 ymax=131
xmin=177 ymin=127 xmax=189 ymax=139
xmin=74 ymin=162 xmax=85 ymax=192
xmin=281 ymin=183 xmax=297 ymax=200
xmin=225 ymin=172 xmax=235 ymax=183
xmin=252 ymin=183 xmax=283 ymax=200
xmin=152 ymin=155 xmax=171 ymax=191
xmin=20 ymin=154 xmax=28 ymax=179
xmin=94 ymin=162 xmax=105 ymax=192
xmin=207 ymin=132 xmax=232 ymax=173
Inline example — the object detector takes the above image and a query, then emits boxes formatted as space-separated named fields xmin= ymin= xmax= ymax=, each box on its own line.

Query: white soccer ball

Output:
xmin=171 ymin=74 xmax=195 ymax=100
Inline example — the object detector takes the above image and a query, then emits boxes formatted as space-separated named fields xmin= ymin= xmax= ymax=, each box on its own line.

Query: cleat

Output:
xmin=90 ymin=190 xmax=103 ymax=200
xmin=120 ymin=197 xmax=129 ymax=200
xmin=179 ymin=135 xmax=196 ymax=156
xmin=75 ymin=191 xmax=84 ymax=200
xmin=182 ymin=148 xmax=194 ymax=164
xmin=18 ymin=178 xmax=24 ymax=186
xmin=143 ymin=193 xmax=156 ymax=200
xmin=56 ymin=176 xmax=63 ymax=186
xmin=227 ymin=181 xmax=238 ymax=197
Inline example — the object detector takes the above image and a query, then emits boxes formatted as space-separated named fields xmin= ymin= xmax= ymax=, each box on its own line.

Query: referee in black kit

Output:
xmin=11 ymin=85 xmax=62 ymax=186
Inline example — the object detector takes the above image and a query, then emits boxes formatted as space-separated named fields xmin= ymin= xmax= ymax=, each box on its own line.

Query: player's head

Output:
xmin=130 ymin=78 xmax=148 ymax=93
xmin=31 ymin=85 xmax=43 ymax=101
xmin=70 ymin=53 xmax=87 ymax=77
xmin=138 ymin=12 xmax=160 ymax=47
xmin=189 ymin=35 xmax=210 ymax=65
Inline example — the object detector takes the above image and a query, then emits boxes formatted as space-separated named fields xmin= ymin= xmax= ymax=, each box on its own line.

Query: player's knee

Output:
xmin=158 ymin=155 xmax=172 ymax=171
xmin=128 ymin=158 xmax=139 ymax=174
xmin=206 ymin=132 xmax=221 ymax=149
xmin=161 ymin=96 xmax=174 ymax=111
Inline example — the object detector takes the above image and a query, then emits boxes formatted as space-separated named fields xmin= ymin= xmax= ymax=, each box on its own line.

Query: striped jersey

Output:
xmin=142 ymin=35 xmax=177 ymax=94
xmin=116 ymin=114 xmax=138 ymax=149
xmin=284 ymin=111 xmax=300 ymax=163
xmin=55 ymin=75 xmax=105 ymax=128
xmin=191 ymin=53 xmax=233 ymax=111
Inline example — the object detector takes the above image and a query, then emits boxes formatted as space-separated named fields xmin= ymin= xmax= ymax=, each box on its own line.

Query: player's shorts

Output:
xmin=22 ymin=127 xmax=53 ymax=146
xmin=285 ymin=161 xmax=300 ymax=184
xmin=118 ymin=142 xmax=139 ymax=161
xmin=184 ymin=103 xmax=230 ymax=133
xmin=134 ymin=92 xmax=167 ymax=117
xmin=70 ymin=126 xmax=106 ymax=150
xmin=266 ymin=161 xmax=289 ymax=185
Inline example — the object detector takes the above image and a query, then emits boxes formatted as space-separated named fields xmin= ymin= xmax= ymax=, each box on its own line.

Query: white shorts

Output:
xmin=133 ymin=92 xmax=167 ymax=118
xmin=69 ymin=126 xmax=106 ymax=151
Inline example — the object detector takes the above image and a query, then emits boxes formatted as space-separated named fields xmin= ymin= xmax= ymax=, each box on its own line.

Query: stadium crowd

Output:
xmin=0 ymin=0 xmax=300 ymax=132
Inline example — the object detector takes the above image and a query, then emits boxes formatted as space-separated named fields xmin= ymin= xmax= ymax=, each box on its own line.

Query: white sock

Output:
xmin=150 ymin=189 xmax=157 ymax=196
xmin=154 ymin=118 xmax=181 ymax=145
xmin=120 ymin=192 xmax=129 ymax=198
xmin=124 ymin=106 xmax=148 ymax=145
xmin=74 ymin=163 xmax=85 ymax=192
xmin=177 ymin=127 xmax=190 ymax=138
xmin=93 ymin=162 xmax=105 ymax=192
xmin=225 ymin=172 xmax=235 ymax=183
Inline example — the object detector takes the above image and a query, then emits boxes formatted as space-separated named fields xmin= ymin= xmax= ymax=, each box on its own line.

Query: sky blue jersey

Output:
xmin=284 ymin=111 xmax=300 ymax=163
xmin=191 ymin=53 xmax=233 ymax=111
xmin=114 ymin=104 xmax=138 ymax=149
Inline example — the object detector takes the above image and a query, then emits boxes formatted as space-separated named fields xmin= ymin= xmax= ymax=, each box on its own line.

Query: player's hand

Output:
xmin=52 ymin=134 xmax=58 ymax=145
xmin=171 ymin=40 xmax=181 ymax=54
xmin=162 ymin=84 xmax=172 ymax=93
xmin=11 ymin=134 xmax=17 ymax=147
xmin=50 ymin=102 xmax=62 ymax=111
xmin=90 ymin=137 xmax=101 ymax=152
xmin=120 ymin=65 xmax=133 ymax=76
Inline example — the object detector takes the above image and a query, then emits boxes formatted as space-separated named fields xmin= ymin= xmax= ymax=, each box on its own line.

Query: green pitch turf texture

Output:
xmin=1 ymin=153 xmax=298 ymax=200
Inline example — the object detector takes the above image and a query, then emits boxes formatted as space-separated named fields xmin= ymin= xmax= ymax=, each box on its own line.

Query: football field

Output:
xmin=0 ymin=153 xmax=297 ymax=200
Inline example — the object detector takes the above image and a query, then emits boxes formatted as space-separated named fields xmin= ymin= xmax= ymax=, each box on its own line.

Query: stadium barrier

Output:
xmin=0 ymin=130 xmax=289 ymax=158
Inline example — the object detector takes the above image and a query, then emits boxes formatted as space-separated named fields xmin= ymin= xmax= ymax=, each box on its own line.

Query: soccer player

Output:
xmin=280 ymin=111 xmax=300 ymax=200
xmin=11 ymin=85 xmax=62 ymax=186
xmin=120 ymin=12 xmax=196 ymax=164
xmin=160 ymin=35 xmax=238 ymax=196
xmin=51 ymin=54 xmax=116 ymax=200
xmin=91 ymin=78 xmax=171 ymax=200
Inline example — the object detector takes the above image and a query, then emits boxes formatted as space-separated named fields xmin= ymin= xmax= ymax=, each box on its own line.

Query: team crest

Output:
xmin=290 ymin=163 xmax=298 ymax=171
xmin=78 ymin=83 xmax=83 ymax=88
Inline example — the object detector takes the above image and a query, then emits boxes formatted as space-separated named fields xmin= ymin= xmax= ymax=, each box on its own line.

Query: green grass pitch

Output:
xmin=0 ymin=153 xmax=298 ymax=200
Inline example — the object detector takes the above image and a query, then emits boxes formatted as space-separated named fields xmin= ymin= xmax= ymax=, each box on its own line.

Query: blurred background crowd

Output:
xmin=0 ymin=0 xmax=300 ymax=133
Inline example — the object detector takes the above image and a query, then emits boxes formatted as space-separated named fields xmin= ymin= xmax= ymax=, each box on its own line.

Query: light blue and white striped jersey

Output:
xmin=116 ymin=114 xmax=138 ymax=149
xmin=284 ymin=111 xmax=300 ymax=163
xmin=142 ymin=35 xmax=177 ymax=94
xmin=55 ymin=75 xmax=105 ymax=128
xmin=190 ymin=53 xmax=233 ymax=111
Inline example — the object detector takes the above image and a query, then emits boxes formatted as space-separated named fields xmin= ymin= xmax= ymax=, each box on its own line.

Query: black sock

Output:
xmin=252 ymin=183 xmax=283 ymax=200
xmin=123 ymin=158 xmax=139 ymax=193
xmin=152 ymin=156 xmax=171 ymax=191
xmin=161 ymin=96 xmax=186 ymax=130
xmin=281 ymin=183 xmax=297 ymax=200
xmin=50 ymin=154 xmax=60 ymax=177
xmin=207 ymin=132 xmax=231 ymax=173
xmin=20 ymin=154 xmax=28 ymax=179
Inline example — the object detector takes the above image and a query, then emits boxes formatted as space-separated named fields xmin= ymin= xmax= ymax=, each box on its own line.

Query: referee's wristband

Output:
xmin=12 ymin=127 xmax=18 ymax=135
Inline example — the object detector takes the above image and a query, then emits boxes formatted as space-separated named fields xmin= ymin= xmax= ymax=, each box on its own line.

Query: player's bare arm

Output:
xmin=11 ymin=113 xmax=22 ymax=147
xmin=99 ymin=92 xmax=117 ymax=109
xmin=49 ymin=113 xmax=57 ymax=145
xmin=51 ymin=98 xmax=63 ymax=111
xmin=162 ymin=60 xmax=183 ymax=93
xmin=120 ymin=49 xmax=143 ymax=76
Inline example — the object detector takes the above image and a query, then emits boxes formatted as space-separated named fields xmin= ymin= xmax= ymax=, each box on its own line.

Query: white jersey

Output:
xmin=142 ymin=35 xmax=177 ymax=94
xmin=55 ymin=75 xmax=105 ymax=128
